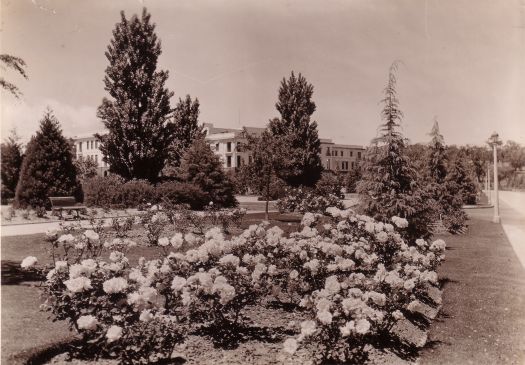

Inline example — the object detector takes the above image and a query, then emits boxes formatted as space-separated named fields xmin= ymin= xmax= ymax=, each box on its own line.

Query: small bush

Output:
xmin=155 ymin=181 xmax=210 ymax=210
xmin=82 ymin=175 xmax=125 ymax=208
xmin=114 ymin=179 xmax=155 ymax=208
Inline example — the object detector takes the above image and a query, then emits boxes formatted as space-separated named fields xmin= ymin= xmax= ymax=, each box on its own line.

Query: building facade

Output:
xmin=71 ymin=134 xmax=110 ymax=176
xmin=204 ymin=123 xmax=365 ymax=173
xmin=71 ymin=124 xmax=365 ymax=177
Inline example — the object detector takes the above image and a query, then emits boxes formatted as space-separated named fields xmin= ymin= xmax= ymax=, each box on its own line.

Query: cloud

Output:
xmin=1 ymin=98 xmax=101 ymax=143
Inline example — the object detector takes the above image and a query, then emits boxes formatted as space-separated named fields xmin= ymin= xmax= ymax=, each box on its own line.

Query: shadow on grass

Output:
xmin=438 ymin=276 xmax=458 ymax=289
xmin=195 ymin=322 xmax=295 ymax=350
xmin=1 ymin=260 xmax=44 ymax=285
xmin=371 ymin=332 xmax=419 ymax=362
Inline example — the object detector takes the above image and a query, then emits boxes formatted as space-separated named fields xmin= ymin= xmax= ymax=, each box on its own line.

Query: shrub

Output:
xmin=115 ymin=180 xmax=155 ymax=208
xmin=82 ymin=175 xmax=125 ymax=208
xmin=155 ymin=181 xmax=209 ymax=210
xmin=15 ymin=110 xmax=81 ymax=209
xmin=1 ymin=130 xmax=23 ymax=204
xmin=174 ymin=138 xmax=237 ymax=208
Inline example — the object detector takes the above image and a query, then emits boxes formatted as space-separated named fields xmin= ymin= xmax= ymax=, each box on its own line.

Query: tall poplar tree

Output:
xmin=269 ymin=72 xmax=322 ymax=187
xmin=357 ymin=63 xmax=434 ymax=241
xmin=97 ymin=8 xmax=175 ymax=183
xmin=164 ymin=95 xmax=204 ymax=175
xmin=15 ymin=110 xmax=80 ymax=209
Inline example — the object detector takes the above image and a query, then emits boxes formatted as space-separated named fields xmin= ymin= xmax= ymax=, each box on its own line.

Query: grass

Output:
xmin=419 ymin=208 xmax=525 ymax=365
xmin=0 ymin=212 xmax=301 ymax=364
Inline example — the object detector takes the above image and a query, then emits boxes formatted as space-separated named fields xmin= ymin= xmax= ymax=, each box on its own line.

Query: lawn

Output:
xmin=4 ymin=208 xmax=522 ymax=364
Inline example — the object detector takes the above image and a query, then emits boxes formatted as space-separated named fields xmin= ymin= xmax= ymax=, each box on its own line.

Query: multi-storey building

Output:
xmin=204 ymin=123 xmax=365 ymax=173
xmin=71 ymin=134 xmax=110 ymax=176
xmin=70 ymin=124 xmax=365 ymax=177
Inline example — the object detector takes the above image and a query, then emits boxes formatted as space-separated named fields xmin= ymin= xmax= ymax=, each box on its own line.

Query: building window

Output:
xmin=351 ymin=161 xmax=355 ymax=169
xmin=237 ymin=156 xmax=241 ymax=167
xmin=91 ymin=141 xmax=94 ymax=149
xmin=326 ymin=147 xmax=331 ymax=156
xmin=78 ymin=142 xmax=82 ymax=152
xmin=95 ymin=155 xmax=98 ymax=163
xmin=340 ymin=151 xmax=343 ymax=157
xmin=227 ymin=142 xmax=232 ymax=152
xmin=95 ymin=141 xmax=99 ymax=148
xmin=226 ymin=156 xmax=232 ymax=167
xmin=350 ymin=151 xmax=353 ymax=157
xmin=215 ymin=143 xmax=219 ymax=151
xmin=248 ymin=155 xmax=253 ymax=164
xmin=358 ymin=151 xmax=362 ymax=159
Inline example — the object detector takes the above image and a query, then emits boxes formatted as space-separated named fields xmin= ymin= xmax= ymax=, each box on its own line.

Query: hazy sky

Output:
xmin=1 ymin=0 xmax=524 ymax=147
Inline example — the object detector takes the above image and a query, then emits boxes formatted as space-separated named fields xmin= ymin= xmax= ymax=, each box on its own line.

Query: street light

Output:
xmin=487 ymin=132 xmax=502 ymax=223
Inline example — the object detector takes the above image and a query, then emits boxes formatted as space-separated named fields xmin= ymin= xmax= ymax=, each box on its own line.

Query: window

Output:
xmin=95 ymin=141 xmax=99 ymax=148
xmin=237 ymin=156 xmax=241 ymax=167
xmin=326 ymin=147 xmax=331 ymax=156
xmin=91 ymin=141 xmax=94 ymax=149
xmin=95 ymin=155 xmax=98 ymax=163
xmin=358 ymin=151 xmax=362 ymax=159
xmin=226 ymin=156 xmax=232 ymax=167
xmin=78 ymin=142 xmax=82 ymax=152
xmin=351 ymin=161 xmax=355 ymax=169
xmin=227 ymin=142 xmax=232 ymax=152
xmin=340 ymin=151 xmax=343 ymax=157
xmin=215 ymin=143 xmax=219 ymax=151
xmin=248 ymin=155 xmax=253 ymax=164
xmin=350 ymin=151 xmax=353 ymax=157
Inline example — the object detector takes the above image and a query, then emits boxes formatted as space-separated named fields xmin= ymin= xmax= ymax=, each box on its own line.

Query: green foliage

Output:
xmin=1 ymin=129 xmax=24 ymax=204
xmin=155 ymin=181 xmax=209 ymax=210
xmin=357 ymin=63 xmax=434 ymax=241
xmin=97 ymin=8 xmax=175 ymax=183
xmin=14 ymin=110 xmax=80 ymax=209
xmin=175 ymin=138 xmax=237 ymax=209
xmin=83 ymin=175 xmax=154 ymax=209
xmin=269 ymin=72 xmax=322 ymax=187
xmin=74 ymin=158 xmax=99 ymax=180
xmin=446 ymin=150 xmax=479 ymax=205
xmin=0 ymin=54 xmax=27 ymax=98
xmin=501 ymin=140 xmax=525 ymax=171
xmin=164 ymin=95 xmax=204 ymax=175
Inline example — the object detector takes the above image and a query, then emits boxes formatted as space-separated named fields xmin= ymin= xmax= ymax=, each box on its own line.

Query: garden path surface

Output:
xmin=418 ymin=206 xmax=525 ymax=365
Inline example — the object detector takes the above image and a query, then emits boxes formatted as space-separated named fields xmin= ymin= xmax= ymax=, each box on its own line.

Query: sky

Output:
xmin=1 ymin=0 xmax=524 ymax=147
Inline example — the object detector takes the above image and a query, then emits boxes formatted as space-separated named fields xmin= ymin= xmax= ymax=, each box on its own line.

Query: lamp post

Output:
xmin=487 ymin=132 xmax=502 ymax=223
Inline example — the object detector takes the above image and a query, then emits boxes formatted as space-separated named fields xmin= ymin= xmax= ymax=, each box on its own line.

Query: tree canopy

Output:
xmin=97 ymin=8 xmax=175 ymax=183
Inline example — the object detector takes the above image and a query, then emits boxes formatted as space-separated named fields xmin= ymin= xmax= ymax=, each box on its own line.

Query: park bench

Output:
xmin=49 ymin=196 xmax=87 ymax=220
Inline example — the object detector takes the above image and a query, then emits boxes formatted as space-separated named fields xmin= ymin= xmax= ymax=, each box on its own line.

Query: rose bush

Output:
xmin=21 ymin=205 xmax=445 ymax=364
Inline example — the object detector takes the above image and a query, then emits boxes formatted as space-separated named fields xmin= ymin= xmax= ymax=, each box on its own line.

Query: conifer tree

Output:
xmin=97 ymin=8 xmax=175 ymax=183
xmin=164 ymin=95 xmax=204 ymax=175
xmin=269 ymin=72 xmax=322 ymax=187
xmin=175 ymin=138 xmax=237 ymax=208
xmin=14 ymin=110 xmax=80 ymax=209
xmin=446 ymin=150 xmax=479 ymax=205
xmin=426 ymin=120 xmax=467 ymax=233
xmin=427 ymin=119 xmax=447 ymax=183
xmin=1 ymin=129 xmax=24 ymax=203
xmin=357 ymin=63 xmax=434 ymax=240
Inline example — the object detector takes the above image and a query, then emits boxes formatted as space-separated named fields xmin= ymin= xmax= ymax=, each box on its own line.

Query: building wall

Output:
xmin=72 ymin=135 xmax=110 ymax=176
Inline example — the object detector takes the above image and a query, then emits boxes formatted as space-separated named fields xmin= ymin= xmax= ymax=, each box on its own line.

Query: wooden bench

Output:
xmin=49 ymin=196 xmax=87 ymax=220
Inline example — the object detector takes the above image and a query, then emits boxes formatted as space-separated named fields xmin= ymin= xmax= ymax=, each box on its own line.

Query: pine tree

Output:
xmin=427 ymin=119 xmax=447 ymax=183
xmin=425 ymin=120 xmax=467 ymax=233
xmin=164 ymin=95 xmax=204 ymax=175
xmin=357 ymin=63 xmax=434 ymax=241
xmin=97 ymin=8 xmax=175 ymax=183
xmin=14 ymin=110 xmax=80 ymax=209
xmin=269 ymin=72 xmax=322 ymax=187
xmin=1 ymin=129 xmax=24 ymax=204
xmin=446 ymin=150 xmax=479 ymax=205
xmin=175 ymin=137 xmax=237 ymax=208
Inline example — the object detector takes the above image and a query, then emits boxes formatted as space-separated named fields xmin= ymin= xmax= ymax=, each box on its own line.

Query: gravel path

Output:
xmin=418 ymin=208 xmax=525 ymax=365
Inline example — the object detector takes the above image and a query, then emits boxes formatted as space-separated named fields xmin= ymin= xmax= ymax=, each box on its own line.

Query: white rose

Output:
xmin=283 ymin=338 xmax=298 ymax=355
xmin=77 ymin=315 xmax=98 ymax=330
xmin=64 ymin=277 xmax=92 ymax=293
xmin=21 ymin=256 xmax=38 ymax=269
xmin=170 ymin=233 xmax=184 ymax=249
xmin=103 ymin=277 xmax=129 ymax=294
xmin=158 ymin=237 xmax=170 ymax=247
xmin=106 ymin=325 xmax=123 ymax=343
